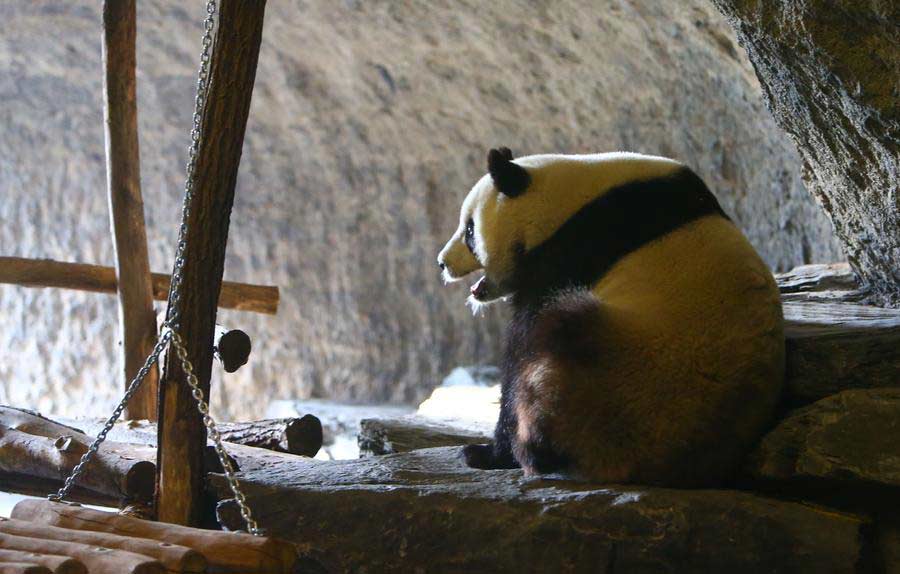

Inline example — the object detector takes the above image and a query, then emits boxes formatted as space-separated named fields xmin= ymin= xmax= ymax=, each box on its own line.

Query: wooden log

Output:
xmin=56 ymin=415 xmax=320 ymax=459
xmin=776 ymin=262 xmax=867 ymax=303
xmin=0 ymin=564 xmax=51 ymax=574
xmin=0 ymin=548 xmax=85 ymax=574
xmin=156 ymin=0 xmax=268 ymax=528
xmin=218 ymin=416 xmax=322 ymax=458
xmin=0 ymin=532 xmax=161 ymax=574
xmin=0 ymin=422 xmax=155 ymax=503
xmin=102 ymin=0 xmax=159 ymax=422
xmin=358 ymin=416 xmax=490 ymax=457
xmin=0 ymin=407 xmax=155 ymax=500
xmin=159 ymin=312 xmax=253 ymax=374
xmin=12 ymin=500 xmax=297 ymax=574
xmin=0 ymin=408 xmax=241 ymax=503
xmin=0 ymin=517 xmax=204 ymax=574
xmin=213 ymin=327 xmax=251 ymax=374
xmin=0 ymin=473 xmax=118 ymax=509
xmin=0 ymin=257 xmax=279 ymax=315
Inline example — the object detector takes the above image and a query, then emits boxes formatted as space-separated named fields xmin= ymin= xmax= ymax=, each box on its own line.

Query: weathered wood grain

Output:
xmin=156 ymin=0 xmax=268 ymax=527
xmin=101 ymin=0 xmax=159 ymax=421
xmin=0 ymin=563 xmax=51 ymax=574
xmin=217 ymin=417 xmax=322 ymax=458
xmin=0 ymin=532 xmax=161 ymax=574
xmin=358 ymin=416 xmax=490 ymax=456
xmin=0 ymin=550 xmax=82 ymax=574
xmin=0 ymin=473 xmax=118 ymax=509
xmin=0 ymin=518 xmax=203 ymax=574
xmin=57 ymin=416 xmax=321 ymax=458
xmin=0 ymin=257 xmax=279 ymax=315
xmin=0 ymin=407 xmax=154 ymax=502
xmin=776 ymin=262 xmax=858 ymax=293
xmin=12 ymin=500 xmax=297 ymax=574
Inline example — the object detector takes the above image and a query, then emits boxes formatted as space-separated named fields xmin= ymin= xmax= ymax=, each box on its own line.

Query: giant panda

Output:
xmin=437 ymin=148 xmax=784 ymax=487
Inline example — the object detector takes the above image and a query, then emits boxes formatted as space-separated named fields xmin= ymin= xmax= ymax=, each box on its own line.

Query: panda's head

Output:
xmin=437 ymin=147 xmax=530 ymax=308
xmin=437 ymin=148 xmax=685 ymax=310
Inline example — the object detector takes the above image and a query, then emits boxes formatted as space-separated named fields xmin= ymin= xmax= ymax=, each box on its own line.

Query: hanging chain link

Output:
xmin=48 ymin=330 xmax=172 ymax=503
xmin=168 ymin=331 xmax=260 ymax=535
xmin=49 ymin=0 xmax=261 ymax=536
xmin=165 ymin=0 xmax=218 ymax=332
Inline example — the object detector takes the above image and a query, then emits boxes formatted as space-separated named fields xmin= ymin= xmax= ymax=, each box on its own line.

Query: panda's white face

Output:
xmin=437 ymin=149 xmax=682 ymax=309
xmin=437 ymin=173 xmax=511 ymax=307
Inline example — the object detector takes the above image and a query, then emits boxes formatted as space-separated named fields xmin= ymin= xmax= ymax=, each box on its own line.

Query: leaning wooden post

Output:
xmin=156 ymin=0 xmax=267 ymax=527
xmin=102 ymin=0 xmax=160 ymax=421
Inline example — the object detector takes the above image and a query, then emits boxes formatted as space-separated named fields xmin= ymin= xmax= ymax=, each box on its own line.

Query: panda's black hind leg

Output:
xmin=461 ymin=442 xmax=519 ymax=469
xmin=461 ymin=398 xmax=520 ymax=469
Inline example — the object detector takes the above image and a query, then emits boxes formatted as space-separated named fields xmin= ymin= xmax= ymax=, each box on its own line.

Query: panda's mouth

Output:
xmin=468 ymin=274 xmax=511 ymax=304
xmin=470 ymin=275 xmax=491 ymax=301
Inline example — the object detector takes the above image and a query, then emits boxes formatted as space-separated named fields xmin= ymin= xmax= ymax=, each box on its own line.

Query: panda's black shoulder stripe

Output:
xmin=512 ymin=166 xmax=729 ymax=304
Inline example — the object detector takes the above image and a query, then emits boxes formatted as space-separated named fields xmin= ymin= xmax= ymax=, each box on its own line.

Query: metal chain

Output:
xmin=165 ymin=0 xmax=218 ymax=331
xmin=169 ymin=331 xmax=260 ymax=535
xmin=48 ymin=330 xmax=172 ymax=503
xmin=50 ymin=0 xmax=262 ymax=536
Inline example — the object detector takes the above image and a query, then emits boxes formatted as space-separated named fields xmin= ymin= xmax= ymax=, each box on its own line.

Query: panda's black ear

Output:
xmin=487 ymin=147 xmax=530 ymax=198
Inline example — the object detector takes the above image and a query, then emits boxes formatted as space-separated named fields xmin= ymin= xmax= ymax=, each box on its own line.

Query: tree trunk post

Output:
xmin=102 ymin=0 xmax=159 ymax=421
xmin=156 ymin=0 xmax=268 ymax=527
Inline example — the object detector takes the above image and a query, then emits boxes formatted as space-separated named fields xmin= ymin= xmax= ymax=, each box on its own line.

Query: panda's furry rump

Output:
xmin=509 ymin=289 xmax=608 ymax=474
xmin=464 ymin=289 xmax=604 ymax=473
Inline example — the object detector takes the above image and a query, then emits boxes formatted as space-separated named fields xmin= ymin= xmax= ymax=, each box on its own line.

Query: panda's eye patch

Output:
xmin=464 ymin=219 xmax=476 ymax=254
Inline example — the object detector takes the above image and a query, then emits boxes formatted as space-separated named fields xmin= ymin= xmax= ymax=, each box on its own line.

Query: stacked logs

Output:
xmin=0 ymin=499 xmax=298 ymax=573
xmin=0 ymin=408 xmax=317 ymax=572
xmin=0 ymin=407 xmax=322 ymax=508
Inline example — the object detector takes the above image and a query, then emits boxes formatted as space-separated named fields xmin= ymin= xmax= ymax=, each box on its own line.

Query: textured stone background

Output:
xmin=711 ymin=0 xmax=900 ymax=306
xmin=0 ymin=0 xmax=841 ymax=420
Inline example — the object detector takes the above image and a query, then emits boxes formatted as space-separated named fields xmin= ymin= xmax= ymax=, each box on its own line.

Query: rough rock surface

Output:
xmin=0 ymin=1 xmax=841 ymax=419
xmin=747 ymin=389 xmax=900 ymax=491
xmin=212 ymin=446 xmax=864 ymax=573
xmin=783 ymin=300 xmax=900 ymax=404
xmin=711 ymin=0 xmax=900 ymax=306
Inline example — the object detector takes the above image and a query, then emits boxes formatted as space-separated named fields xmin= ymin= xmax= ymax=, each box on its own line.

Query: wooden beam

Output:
xmin=0 ymin=407 xmax=156 ymax=503
xmin=0 ymin=257 xmax=279 ymax=315
xmin=101 ymin=0 xmax=159 ymax=421
xmin=0 ymin=562 xmax=53 ymax=574
xmin=0 ymin=550 xmax=83 ymax=574
xmin=0 ymin=532 xmax=161 ymax=574
xmin=12 ymin=501 xmax=297 ymax=574
xmin=156 ymin=0 xmax=268 ymax=528
xmin=0 ymin=518 xmax=204 ymax=574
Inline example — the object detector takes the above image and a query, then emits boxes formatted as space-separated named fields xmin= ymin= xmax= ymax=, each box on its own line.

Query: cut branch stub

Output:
xmin=214 ymin=327 xmax=252 ymax=373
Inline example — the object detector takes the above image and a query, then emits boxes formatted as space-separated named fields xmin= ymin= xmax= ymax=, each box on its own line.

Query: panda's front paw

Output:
xmin=461 ymin=443 xmax=495 ymax=469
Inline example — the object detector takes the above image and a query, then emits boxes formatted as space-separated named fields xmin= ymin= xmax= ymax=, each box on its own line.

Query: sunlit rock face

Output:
xmin=0 ymin=1 xmax=841 ymax=419
xmin=711 ymin=0 xmax=900 ymax=306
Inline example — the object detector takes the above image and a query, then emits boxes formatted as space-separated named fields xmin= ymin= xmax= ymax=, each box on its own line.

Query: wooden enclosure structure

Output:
xmin=0 ymin=0 xmax=297 ymax=570
xmin=155 ymin=0 xmax=269 ymax=528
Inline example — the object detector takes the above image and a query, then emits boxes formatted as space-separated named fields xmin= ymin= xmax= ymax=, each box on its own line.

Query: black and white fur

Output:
xmin=437 ymin=149 xmax=784 ymax=486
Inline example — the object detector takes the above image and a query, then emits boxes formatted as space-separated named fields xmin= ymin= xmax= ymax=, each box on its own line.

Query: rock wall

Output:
xmin=711 ymin=0 xmax=900 ymax=306
xmin=0 ymin=0 xmax=842 ymax=420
